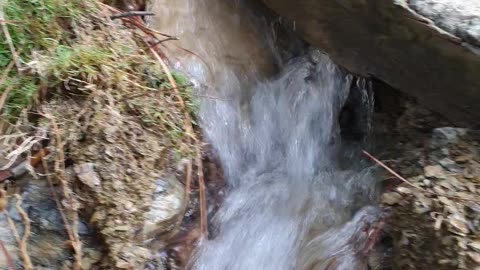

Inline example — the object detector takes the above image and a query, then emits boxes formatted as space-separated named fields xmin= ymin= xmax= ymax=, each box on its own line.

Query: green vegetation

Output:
xmin=0 ymin=0 xmax=198 ymax=159
xmin=0 ymin=0 xmax=90 ymax=118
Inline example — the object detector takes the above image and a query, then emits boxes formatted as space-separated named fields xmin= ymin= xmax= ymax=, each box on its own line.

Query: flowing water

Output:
xmin=149 ymin=1 xmax=382 ymax=269
xmin=195 ymin=51 xmax=381 ymax=270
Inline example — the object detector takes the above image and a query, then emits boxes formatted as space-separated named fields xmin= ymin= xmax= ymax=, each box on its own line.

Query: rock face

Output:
xmin=262 ymin=0 xmax=480 ymax=127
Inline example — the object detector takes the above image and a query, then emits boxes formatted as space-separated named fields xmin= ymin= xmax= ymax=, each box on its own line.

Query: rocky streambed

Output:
xmin=0 ymin=0 xmax=479 ymax=270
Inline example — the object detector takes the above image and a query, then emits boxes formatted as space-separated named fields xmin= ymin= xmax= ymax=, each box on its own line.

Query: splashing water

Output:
xmin=148 ymin=1 xmax=382 ymax=268
xmin=194 ymin=51 xmax=381 ymax=270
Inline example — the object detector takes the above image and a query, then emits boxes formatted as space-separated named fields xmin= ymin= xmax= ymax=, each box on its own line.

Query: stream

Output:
xmin=149 ymin=1 xmax=383 ymax=269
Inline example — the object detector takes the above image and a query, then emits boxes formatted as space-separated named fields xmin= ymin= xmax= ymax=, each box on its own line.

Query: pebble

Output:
xmin=381 ymin=192 xmax=403 ymax=205
xmin=74 ymin=163 xmax=102 ymax=189
xmin=397 ymin=187 xmax=412 ymax=194
xmin=448 ymin=216 xmax=470 ymax=235
xmin=455 ymin=154 xmax=472 ymax=164
xmin=438 ymin=158 xmax=462 ymax=173
xmin=469 ymin=241 xmax=480 ymax=252
xmin=467 ymin=252 xmax=480 ymax=263
xmin=424 ymin=165 xmax=446 ymax=179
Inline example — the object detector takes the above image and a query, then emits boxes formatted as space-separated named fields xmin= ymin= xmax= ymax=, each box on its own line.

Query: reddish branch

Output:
xmin=0 ymin=240 xmax=16 ymax=270
xmin=362 ymin=150 xmax=480 ymax=202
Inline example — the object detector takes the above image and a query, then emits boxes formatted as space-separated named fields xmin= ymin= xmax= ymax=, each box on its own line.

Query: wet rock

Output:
xmin=431 ymin=127 xmax=468 ymax=148
xmin=142 ymin=178 xmax=185 ymax=239
xmin=262 ymin=0 xmax=480 ymax=126
xmin=1 ymin=175 xmax=94 ymax=269
xmin=409 ymin=0 xmax=480 ymax=47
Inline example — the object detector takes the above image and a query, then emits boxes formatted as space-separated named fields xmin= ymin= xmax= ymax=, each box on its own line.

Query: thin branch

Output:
xmin=110 ymin=11 xmax=155 ymax=20
xmin=98 ymin=2 xmax=174 ymax=38
xmin=147 ymin=42 xmax=196 ymax=141
xmin=0 ymin=60 xmax=15 ymax=86
xmin=362 ymin=150 xmax=480 ymax=202
xmin=119 ymin=83 xmax=193 ymax=102
xmin=48 ymin=118 xmax=82 ymax=270
xmin=0 ymin=10 xmax=21 ymax=71
xmin=0 ymin=84 xmax=15 ymax=114
xmin=196 ymin=148 xmax=208 ymax=238
xmin=149 ymin=37 xmax=179 ymax=48
xmin=13 ymin=195 xmax=32 ymax=270
xmin=147 ymin=40 xmax=208 ymax=237
xmin=0 ymin=239 xmax=16 ymax=270
xmin=1 ymin=191 xmax=32 ymax=269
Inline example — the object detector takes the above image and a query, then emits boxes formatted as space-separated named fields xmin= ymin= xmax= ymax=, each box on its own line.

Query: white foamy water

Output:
xmin=149 ymin=1 xmax=382 ymax=269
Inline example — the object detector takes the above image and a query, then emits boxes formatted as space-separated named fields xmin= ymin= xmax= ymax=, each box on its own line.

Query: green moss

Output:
xmin=0 ymin=0 xmax=94 ymax=120
xmin=46 ymin=45 xmax=114 ymax=82
xmin=1 ymin=0 xmax=88 ymax=67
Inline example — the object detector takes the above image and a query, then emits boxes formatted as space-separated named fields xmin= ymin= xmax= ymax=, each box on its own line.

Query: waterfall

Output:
xmin=148 ymin=1 xmax=382 ymax=269
xmin=194 ymin=50 xmax=380 ymax=270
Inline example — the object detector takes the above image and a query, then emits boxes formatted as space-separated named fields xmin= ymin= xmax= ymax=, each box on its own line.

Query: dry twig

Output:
xmin=47 ymin=118 xmax=83 ymax=270
xmin=362 ymin=150 xmax=480 ymax=202
xmin=13 ymin=195 xmax=32 ymax=270
xmin=149 ymin=37 xmax=179 ymax=48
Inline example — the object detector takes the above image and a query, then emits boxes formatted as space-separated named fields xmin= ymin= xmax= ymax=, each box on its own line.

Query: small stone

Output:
xmin=439 ymin=158 xmax=462 ymax=173
xmin=469 ymin=241 xmax=480 ymax=252
xmin=90 ymin=210 xmax=106 ymax=223
xmin=124 ymin=201 xmax=134 ymax=210
xmin=381 ymin=192 xmax=403 ymax=205
xmin=433 ymin=185 xmax=445 ymax=195
xmin=448 ymin=216 xmax=470 ymax=235
xmin=467 ymin=252 xmax=480 ymax=263
xmin=424 ymin=165 xmax=446 ymax=179
xmin=74 ymin=163 xmax=101 ymax=189
xmin=439 ymin=181 xmax=454 ymax=191
xmin=467 ymin=203 xmax=480 ymax=213
xmin=417 ymin=193 xmax=432 ymax=208
xmin=438 ymin=259 xmax=451 ymax=265
xmin=114 ymin=225 xmax=130 ymax=231
xmin=466 ymin=182 xmax=476 ymax=193
xmin=434 ymin=215 xmax=444 ymax=230
xmin=397 ymin=187 xmax=412 ymax=194
xmin=455 ymin=154 xmax=472 ymax=164
xmin=458 ymin=238 xmax=468 ymax=250
xmin=116 ymin=259 xmax=130 ymax=269
xmin=464 ymin=168 xmax=475 ymax=179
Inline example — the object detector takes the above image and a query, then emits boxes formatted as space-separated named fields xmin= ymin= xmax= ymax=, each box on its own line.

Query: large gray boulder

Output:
xmin=263 ymin=0 xmax=480 ymax=127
